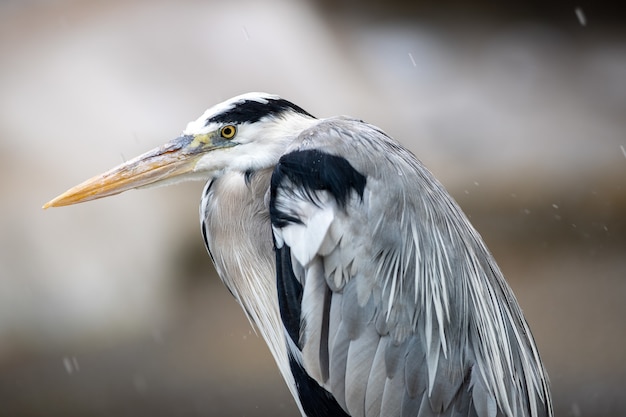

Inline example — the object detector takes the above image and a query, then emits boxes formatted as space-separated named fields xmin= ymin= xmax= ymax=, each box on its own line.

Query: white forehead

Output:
xmin=183 ymin=92 xmax=280 ymax=134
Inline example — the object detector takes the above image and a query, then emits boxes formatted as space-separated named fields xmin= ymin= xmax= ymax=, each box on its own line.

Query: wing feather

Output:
xmin=471 ymin=366 xmax=498 ymax=417
xmin=404 ymin=337 xmax=428 ymax=399
xmin=300 ymin=258 xmax=331 ymax=382
xmin=364 ymin=337 xmax=386 ymax=417
xmin=380 ymin=365 xmax=405 ymax=417
xmin=344 ymin=320 xmax=379 ymax=417
xmin=329 ymin=319 xmax=350 ymax=411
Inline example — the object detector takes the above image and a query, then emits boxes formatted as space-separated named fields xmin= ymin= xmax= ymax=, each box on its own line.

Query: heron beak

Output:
xmin=43 ymin=134 xmax=219 ymax=209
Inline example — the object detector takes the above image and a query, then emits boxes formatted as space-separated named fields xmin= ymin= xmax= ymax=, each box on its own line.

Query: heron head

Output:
xmin=43 ymin=92 xmax=316 ymax=208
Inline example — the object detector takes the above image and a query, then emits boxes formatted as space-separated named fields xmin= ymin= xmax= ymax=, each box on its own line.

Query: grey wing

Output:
xmin=270 ymin=117 xmax=553 ymax=417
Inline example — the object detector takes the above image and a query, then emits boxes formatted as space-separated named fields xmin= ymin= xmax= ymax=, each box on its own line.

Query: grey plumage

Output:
xmin=207 ymin=114 xmax=552 ymax=417
xmin=44 ymin=93 xmax=553 ymax=417
xmin=275 ymin=118 xmax=550 ymax=416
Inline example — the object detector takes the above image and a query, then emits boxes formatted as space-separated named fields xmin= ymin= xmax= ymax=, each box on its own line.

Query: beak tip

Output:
xmin=42 ymin=200 xmax=56 ymax=209
xmin=43 ymin=195 xmax=67 ymax=209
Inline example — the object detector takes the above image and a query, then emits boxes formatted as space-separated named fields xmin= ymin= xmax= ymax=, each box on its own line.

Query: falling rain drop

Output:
xmin=574 ymin=7 xmax=587 ymax=26
xmin=63 ymin=356 xmax=79 ymax=374
xmin=242 ymin=26 xmax=250 ymax=41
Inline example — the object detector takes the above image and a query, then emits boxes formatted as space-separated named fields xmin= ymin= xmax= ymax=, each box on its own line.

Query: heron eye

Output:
xmin=220 ymin=125 xmax=237 ymax=139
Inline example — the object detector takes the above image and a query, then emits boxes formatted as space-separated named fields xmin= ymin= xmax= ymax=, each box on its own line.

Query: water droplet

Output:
xmin=63 ymin=356 xmax=79 ymax=374
xmin=63 ymin=357 xmax=73 ymax=374
xmin=241 ymin=26 xmax=250 ymax=41
xmin=408 ymin=53 xmax=416 ymax=67
xmin=574 ymin=7 xmax=587 ymax=26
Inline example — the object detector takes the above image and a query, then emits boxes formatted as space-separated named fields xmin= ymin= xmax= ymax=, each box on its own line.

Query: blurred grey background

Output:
xmin=1 ymin=0 xmax=625 ymax=416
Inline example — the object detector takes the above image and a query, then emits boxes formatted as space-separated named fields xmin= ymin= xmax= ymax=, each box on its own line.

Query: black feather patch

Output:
xmin=206 ymin=98 xmax=314 ymax=125
xmin=275 ymin=244 xmax=303 ymax=347
xmin=244 ymin=169 xmax=254 ymax=187
xmin=269 ymin=150 xmax=366 ymax=228
xmin=200 ymin=181 xmax=215 ymax=265
xmin=289 ymin=354 xmax=350 ymax=417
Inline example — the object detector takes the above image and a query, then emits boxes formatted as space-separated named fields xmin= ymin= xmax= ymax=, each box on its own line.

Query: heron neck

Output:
xmin=200 ymin=169 xmax=299 ymax=403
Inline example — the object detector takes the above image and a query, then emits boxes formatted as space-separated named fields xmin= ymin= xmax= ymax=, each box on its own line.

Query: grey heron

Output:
xmin=44 ymin=92 xmax=553 ymax=417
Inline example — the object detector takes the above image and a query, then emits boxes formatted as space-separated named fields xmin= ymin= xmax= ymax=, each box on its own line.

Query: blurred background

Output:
xmin=0 ymin=0 xmax=625 ymax=416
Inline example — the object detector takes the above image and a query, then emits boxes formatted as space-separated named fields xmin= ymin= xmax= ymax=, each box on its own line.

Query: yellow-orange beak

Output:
xmin=43 ymin=134 xmax=219 ymax=209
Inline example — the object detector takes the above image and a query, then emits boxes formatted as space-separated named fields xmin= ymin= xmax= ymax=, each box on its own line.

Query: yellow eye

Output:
xmin=220 ymin=125 xmax=237 ymax=139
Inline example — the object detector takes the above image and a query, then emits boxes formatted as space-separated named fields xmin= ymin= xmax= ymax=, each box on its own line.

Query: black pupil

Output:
xmin=223 ymin=127 xmax=233 ymax=137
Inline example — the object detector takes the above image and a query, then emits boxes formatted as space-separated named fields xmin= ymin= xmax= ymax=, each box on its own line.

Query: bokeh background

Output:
xmin=1 ymin=1 xmax=625 ymax=416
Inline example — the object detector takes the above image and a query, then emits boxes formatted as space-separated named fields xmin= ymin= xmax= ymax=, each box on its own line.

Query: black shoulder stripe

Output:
xmin=289 ymin=354 xmax=350 ymax=417
xmin=270 ymin=149 xmax=366 ymax=216
xmin=207 ymin=98 xmax=314 ymax=125
xmin=275 ymin=244 xmax=303 ymax=347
